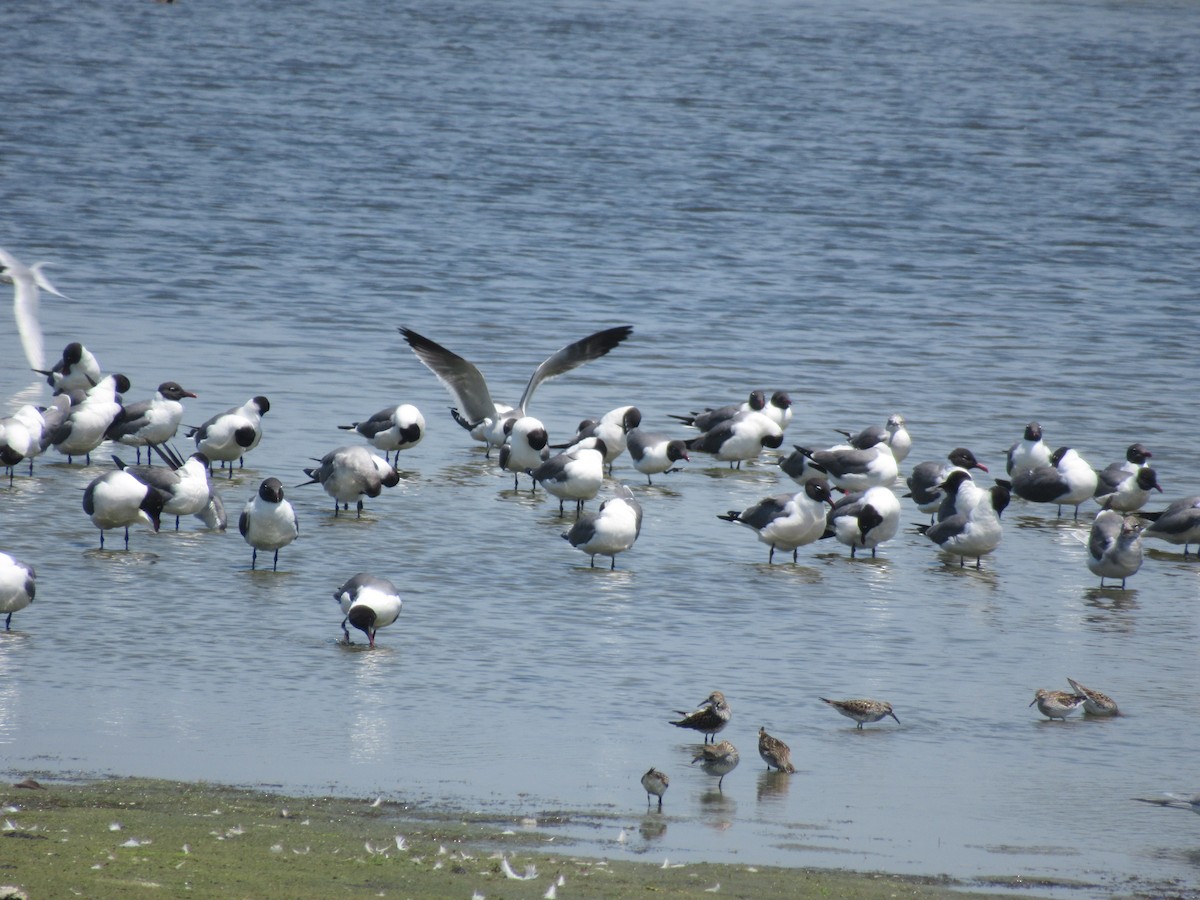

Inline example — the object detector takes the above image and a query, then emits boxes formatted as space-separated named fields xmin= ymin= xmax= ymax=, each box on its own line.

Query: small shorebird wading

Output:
xmin=670 ymin=691 xmax=731 ymax=743
xmin=820 ymin=697 xmax=900 ymax=729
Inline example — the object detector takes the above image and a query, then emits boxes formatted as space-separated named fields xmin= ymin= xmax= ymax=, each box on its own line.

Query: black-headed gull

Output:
xmin=0 ymin=551 xmax=35 ymax=631
xmin=1085 ymin=509 xmax=1143 ymax=589
xmin=1010 ymin=446 xmax=1098 ymax=518
xmin=625 ymin=428 xmax=689 ymax=485
xmin=561 ymin=483 xmax=642 ymax=569
xmin=498 ymin=415 xmax=550 ymax=490
xmin=687 ymin=410 xmax=783 ymax=469
xmin=49 ymin=373 xmax=131 ymax=465
xmin=337 ymin=403 xmax=425 ymax=465
xmin=114 ymin=445 xmax=213 ymax=531
xmin=822 ymin=485 xmax=902 ymax=558
xmin=916 ymin=472 xmax=1003 ymax=568
xmin=668 ymin=390 xmax=766 ymax=432
xmin=188 ymin=396 xmax=270 ymax=476
xmin=105 ymin=381 xmax=197 ymax=464
xmin=81 ymin=468 xmax=167 ymax=549
xmin=1094 ymin=466 xmax=1161 ymax=512
xmin=36 ymin=342 xmax=102 ymax=395
xmin=334 ymin=573 xmax=402 ymax=648
xmin=717 ymin=479 xmax=834 ymax=563
xmin=529 ymin=439 xmax=607 ymax=517
xmin=299 ymin=445 xmax=399 ymax=517
xmin=399 ymin=324 xmax=633 ymax=455
xmin=905 ymin=448 xmax=988 ymax=521
xmin=793 ymin=433 xmax=898 ymax=492
xmin=557 ymin=405 xmax=642 ymax=470
xmin=239 ymin=477 xmax=299 ymax=571
xmin=1006 ymin=422 xmax=1052 ymax=475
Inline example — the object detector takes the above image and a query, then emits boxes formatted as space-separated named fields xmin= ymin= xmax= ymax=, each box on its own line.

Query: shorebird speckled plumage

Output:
xmin=1030 ymin=689 xmax=1086 ymax=721
xmin=1066 ymin=678 xmax=1119 ymax=716
xmin=820 ymin=697 xmax=900 ymax=729
xmin=757 ymin=727 xmax=796 ymax=773
xmin=691 ymin=740 xmax=739 ymax=790
xmin=640 ymin=767 xmax=669 ymax=809
xmin=670 ymin=691 xmax=731 ymax=743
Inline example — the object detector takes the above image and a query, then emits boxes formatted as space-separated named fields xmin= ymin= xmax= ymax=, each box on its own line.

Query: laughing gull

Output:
xmin=905 ymin=448 xmax=988 ymax=521
xmin=836 ymin=414 xmax=911 ymax=464
xmin=334 ymin=573 xmax=402 ymax=648
xmin=1006 ymin=422 xmax=1052 ymax=475
xmin=299 ymin=445 xmax=400 ymax=517
xmin=81 ymin=467 xmax=167 ymax=549
xmin=35 ymin=342 xmax=102 ymax=395
xmin=717 ymin=479 xmax=835 ymax=563
xmin=239 ymin=477 xmax=298 ymax=570
xmin=188 ymin=396 xmax=270 ymax=476
xmin=561 ymin=483 xmax=643 ymax=569
xmin=762 ymin=391 xmax=793 ymax=431
xmin=105 ymin=381 xmax=197 ymax=464
xmin=0 ymin=552 xmax=35 ymax=630
xmin=779 ymin=445 xmax=827 ymax=485
xmin=498 ymin=415 xmax=550 ymax=490
xmin=1011 ymin=446 xmax=1098 ymax=518
xmin=916 ymin=471 xmax=1004 ymax=568
xmin=687 ymin=410 xmax=784 ymax=469
xmin=49 ymin=373 xmax=131 ymax=465
xmin=337 ymin=403 xmax=425 ymax=465
xmin=557 ymin=405 xmax=642 ymax=469
xmin=822 ymin=485 xmax=902 ymax=558
xmin=529 ymin=439 xmax=607 ymax=516
xmin=399 ymin=324 xmax=634 ymax=455
xmin=794 ymin=433 xmax=898 ymax=492
xmin=668 ymin=391 xmax=766 ymax=432
xmin=1140 ymin=495 xmax=1200 ymax=556
xmin=0 ymin=397 xmax=70 ymax=482
xmin=1086 ymin=509 xmax=1144 ymax=589
xmin=1094 ymin=466 xmax=1161 ymax=512
xmin=0 ymin=247 xmax=73 ymax=371
xmin=113 ymin=445 xmax=213 ymax=530
xmin=625 ymin=428 xmax=689 ymax=485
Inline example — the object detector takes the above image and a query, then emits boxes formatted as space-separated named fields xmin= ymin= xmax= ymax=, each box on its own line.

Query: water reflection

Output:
xmin=638 ymin=812 xmax=668 ymax=842
xmin=756 ymin=770 xmax=792 ymax=806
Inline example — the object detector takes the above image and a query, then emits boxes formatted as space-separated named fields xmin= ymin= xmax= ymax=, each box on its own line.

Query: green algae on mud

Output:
xmin=1 ymin=777 xmax=1041 ymax=899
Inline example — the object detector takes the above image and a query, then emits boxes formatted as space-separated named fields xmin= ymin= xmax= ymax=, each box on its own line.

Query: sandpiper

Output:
xmin=820 ymin=697 xmax=900 ymax=729
xmin=670 ymin=691 xmax=731 ymax=743
xmin=1030 ymin=689 xmax=1086 ymax=721
xmin=757 ymin=727 xmax=795 ymax=773
xmin=1066 ymin=678 xmax=1119 ymax=716
xmin=640 ymin=768 xmax=669 ymax=810
xmin=691 ymin=740 xmax=739 ymax=790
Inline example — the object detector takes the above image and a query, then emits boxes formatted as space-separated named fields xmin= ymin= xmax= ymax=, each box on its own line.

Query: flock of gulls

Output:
xmin=2 ymin=247 xmax=1199 ymax=815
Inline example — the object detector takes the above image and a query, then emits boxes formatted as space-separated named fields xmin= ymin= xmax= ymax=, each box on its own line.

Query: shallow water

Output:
xmin=2 ymin=0 xmax=1199 ymax=894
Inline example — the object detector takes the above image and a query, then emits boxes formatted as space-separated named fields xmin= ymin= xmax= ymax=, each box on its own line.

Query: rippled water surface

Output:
xmin=2 ymin=0 xmax=1199 ymax=894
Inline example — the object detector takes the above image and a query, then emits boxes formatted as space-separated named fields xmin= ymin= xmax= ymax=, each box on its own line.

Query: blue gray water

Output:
xmin=2 ymin=0 xmax=1199 ymax=894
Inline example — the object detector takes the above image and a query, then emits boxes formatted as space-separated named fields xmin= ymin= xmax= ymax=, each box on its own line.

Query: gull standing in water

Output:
xmin=529 ymin=439 xmax=606 ymax=517
xmin=1011 ymin=446 xmax=1098 ymax=518
xmin=337 ymin=403 xmax=425 ymax=465
xmin=498 ymin=415 xmax=550 ymax=490
xmin=399 ymin=324 xmax=633 ymax=455
xmin=334 ymin=573 xmax=402 ymax=648
xmin=49 ymin=373 xmax=131 ymax=465
xmin=1085 ymin=509 xmax=1144 ymax=588
xmin=1140 ymin=494 xmax=1200 ymax=556
xmin=561 ymin=483 xmax=642 ymax=569
xmin=299 ymin=445 xmax=400 ymax=517
xmin=105 ymin=381 xmax=197 ymax=463
xmin=0 ymin=552 xmax=35 ymax=631
xmin=718 ymin=480 xmax=835 ymax=563
xmin=835 ymin=413 xmax=911 ymax=464
xmin=625 ymin=428 xmax=689 ymax=485
xmin=239 ymin=477 xmax=299 ymax=570
xmin=189 ymin=396 xmax=270 ymax=476
xmin=36 ymin=342 xmax=102 ymax=395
